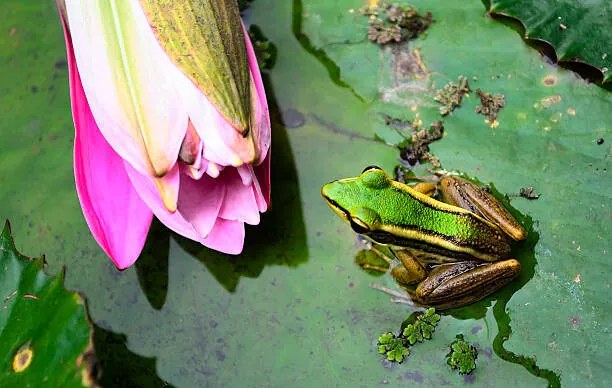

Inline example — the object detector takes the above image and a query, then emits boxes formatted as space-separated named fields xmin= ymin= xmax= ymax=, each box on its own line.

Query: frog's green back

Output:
xmin=321 ymin=168 xmax=511 ymax=261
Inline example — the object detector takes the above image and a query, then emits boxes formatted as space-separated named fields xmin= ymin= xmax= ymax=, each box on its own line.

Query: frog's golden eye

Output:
xmin=349 ymin=215 xmax=371 ymax=234
xmin=361 ymin=165 xmax=383 ymax=174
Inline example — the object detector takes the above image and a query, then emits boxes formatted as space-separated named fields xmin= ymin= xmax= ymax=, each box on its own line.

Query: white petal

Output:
xmin=65 ymin=0 xmax=188 ymax=176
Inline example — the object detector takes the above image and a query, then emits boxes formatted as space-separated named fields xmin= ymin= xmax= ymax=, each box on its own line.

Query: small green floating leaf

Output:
xmin=377 ymin=332 xmax=410 ymax=363
xmin=387 ymin=344 xmax=410 ymax=362
xmin=402 ymin=307 xmax=441 ymax=345
xmin=447 ymin=334 xmax=478 ymax=375
xmin=354 ymin=248 xmax=390 ymax=275
xmin=248 ymin=25 xmax=277 ymax=71
xmin=0 ymin=221 xmax=95 ymax=386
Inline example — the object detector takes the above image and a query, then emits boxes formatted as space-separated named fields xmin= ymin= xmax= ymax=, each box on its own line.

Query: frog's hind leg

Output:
xmin=439 ymin=177 xmax=527 ymax=241
xmin=415 ymin=259 xmax=521 ymax=309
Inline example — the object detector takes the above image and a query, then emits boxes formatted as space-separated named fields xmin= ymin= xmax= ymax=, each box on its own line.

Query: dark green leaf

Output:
xmin=488 ymin=0 xmax=612 ymax=84
xmin=0 ymin=221 xmax=94 ymax=386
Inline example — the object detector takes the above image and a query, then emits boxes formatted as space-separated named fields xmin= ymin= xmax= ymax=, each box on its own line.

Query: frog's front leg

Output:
xmin=413 ymin=259 xmax=521 ymax=309
xmin=362 ymin=246 xmax=428 ymax=284
xmin=390 ymin=249 xmax=428 ymax=284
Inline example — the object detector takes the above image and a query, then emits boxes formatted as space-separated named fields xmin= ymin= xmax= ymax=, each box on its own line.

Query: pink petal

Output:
xmin=124 ymin=163 xmax=200 ymax=242
xmin=236 ymin=165 xmax=253 ymax=186
xmin=252 ymin=152 xmax=271 ymax=212
xmin=62 ymin=12 xmax=152 ymax=269
xmin=243 ymin=22 xmax=271 ymax=165
xmin=152 ymin=167 xmax=180 ymax=213
xmin=125 ymin=163 xmax=231 ymax=242
xmin=172 ymin=68 xmax=256 ymax=167
xmin=201 ymin=219 xmax=245 ymax=254
xmin=217 ymin=169 xmax=260 ymax=225
xmin=176 ymin=173 xmax=226 ymax=237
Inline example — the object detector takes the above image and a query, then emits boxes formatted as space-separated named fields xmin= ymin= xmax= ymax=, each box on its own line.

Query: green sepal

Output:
xmin=139 ymin=0 xmax=252 ymax=133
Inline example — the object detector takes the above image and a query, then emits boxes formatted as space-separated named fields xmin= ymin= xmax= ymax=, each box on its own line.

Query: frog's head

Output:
xmin=321 ymin=166 xmax=388 ymax=234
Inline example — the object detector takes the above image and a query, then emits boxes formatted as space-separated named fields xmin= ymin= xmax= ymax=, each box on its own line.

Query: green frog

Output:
xmin=321 ymin=166 xmax=527 ymax=309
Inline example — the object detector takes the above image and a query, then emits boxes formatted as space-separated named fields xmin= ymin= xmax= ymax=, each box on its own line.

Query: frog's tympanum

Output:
xmin=321 ymin=166 xmax=527 ymax=309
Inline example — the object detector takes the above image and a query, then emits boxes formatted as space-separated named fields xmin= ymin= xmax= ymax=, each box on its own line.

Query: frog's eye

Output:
xmin=361 ymin=165 xmax=383 ymax=174
xmin=349 ymin=215 xmax=371 ymax=234
xmin=360 ymin=167 xmax=389 ymax=189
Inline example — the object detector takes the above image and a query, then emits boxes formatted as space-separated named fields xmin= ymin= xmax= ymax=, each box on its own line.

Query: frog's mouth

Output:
xmin=322 ymin=196 xmax=351 ymax=224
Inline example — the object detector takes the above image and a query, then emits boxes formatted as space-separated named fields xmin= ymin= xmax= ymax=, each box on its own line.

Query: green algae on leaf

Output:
xmin=487 ymin=0 xmax=612 ymax=84
xmin=376 ymin=114 xmax=444 ymax=168
xmin=433 ymin=76 xmax=471 ymax=116
xmin=361 ymin=2 xmax=433 ymax=45
xmin=0 ymin=221 xmax=95 ymax=386
xmin=447 ymin=334 xmax=478 ymax=375
xmin=474 ymin=88 xmax=505 ymax=126
xmin=519 ymin=186 xmax=541 ymax=200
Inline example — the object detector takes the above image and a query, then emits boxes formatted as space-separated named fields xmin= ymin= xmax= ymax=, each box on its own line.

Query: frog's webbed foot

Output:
xmin=369 ymin=283 xmax=415 ymax=305
xmin=414 ymin=259 xmax=521 ymax=309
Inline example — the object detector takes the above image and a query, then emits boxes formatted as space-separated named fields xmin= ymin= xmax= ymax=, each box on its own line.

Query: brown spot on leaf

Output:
xmin=280 ymin=108 xmax=306 ymax=129
xmin=542 ymin=75 xmax=557 ymax=86
xmin=394 ymin=48 xmax=429 ymax=80
xmin=12 ymin=344 xmax=33 ymax=372
xmin=539 ymin=95 xmax=561 ymax=108
xmin=569 ymin=316 xmax=580 ymax=329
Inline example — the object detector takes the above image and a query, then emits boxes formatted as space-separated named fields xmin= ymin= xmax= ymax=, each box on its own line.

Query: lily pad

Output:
xmin=301 ymin=0 xmax=610 ymax=385
xmin=0 ymin=0 xmax=610 ymax=387
xmin=487 ymin=0 xmax=612 ymax=84
xmin=0 ymin=221 xmax=93 ymax=387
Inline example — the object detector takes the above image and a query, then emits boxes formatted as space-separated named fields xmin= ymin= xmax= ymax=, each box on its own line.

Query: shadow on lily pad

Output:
xmin=92 ymin=324 xmax=172 ymax=387
xmin=134 ymin=72 xmax=308 ymax=306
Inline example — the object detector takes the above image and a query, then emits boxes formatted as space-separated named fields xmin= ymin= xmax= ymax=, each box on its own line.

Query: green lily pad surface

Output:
xmin=487 ymin=0 xmax=612 ymax=84
xmin=0 ymin=222 xmax=92 ymax=387
xmin=0 ymin=0 xmax=610 ymax=387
